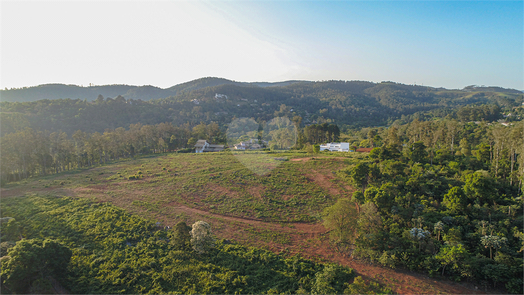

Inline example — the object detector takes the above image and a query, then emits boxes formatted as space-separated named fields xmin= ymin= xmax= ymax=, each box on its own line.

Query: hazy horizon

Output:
xmin=1 ymin=1 xmax=522 ymax=90
xmin=2 ymin=77 xmax=522 ymax=92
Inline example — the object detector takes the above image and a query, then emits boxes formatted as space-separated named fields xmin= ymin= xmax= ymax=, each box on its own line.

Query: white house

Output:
xmin=319 ymin=142 xmax=350 ymax=152
xmin=233 ymin=139 xmax=265 ymax=150
xmin=233 ymin=142 xmax=247 ymax=150
xmin=195 ymin=140 xmax=224 ymax=153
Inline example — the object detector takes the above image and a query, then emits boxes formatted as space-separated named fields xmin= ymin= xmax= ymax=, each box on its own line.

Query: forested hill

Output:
xmin=1 ymin=79 xmax=523 ymax=136
xmin=0 ymin=77 xmax=308 ymax=102
xmin=2 ymin=77 xmax=522 ymax=103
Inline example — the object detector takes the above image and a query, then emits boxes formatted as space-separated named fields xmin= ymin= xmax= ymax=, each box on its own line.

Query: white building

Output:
xmin=195 ymin=140 xmax=224 ymax=153
xmin=233 ymin=139 xmax=265 ymax=150
xmin=319 ymin=142 xmax=350 ymax=152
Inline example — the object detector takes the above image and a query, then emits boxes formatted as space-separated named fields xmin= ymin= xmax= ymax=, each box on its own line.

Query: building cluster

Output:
xmin=232 ymin=139 xmax=266 ymax=150
xmin=319 ymin=142 xmax=372 ymax=153
xmin=194 ymin=140 xmax=373 ymax=153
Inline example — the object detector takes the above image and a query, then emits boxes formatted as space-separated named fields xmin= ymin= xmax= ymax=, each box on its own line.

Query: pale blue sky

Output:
xmin=1 ymin=0 xmax=522 ymax=90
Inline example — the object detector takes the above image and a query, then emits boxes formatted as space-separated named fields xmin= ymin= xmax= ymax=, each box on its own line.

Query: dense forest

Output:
xmin=323 ymin=120 xmax=524 ymax=293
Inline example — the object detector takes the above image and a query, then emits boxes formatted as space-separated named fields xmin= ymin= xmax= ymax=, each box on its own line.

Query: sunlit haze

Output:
xmin=1 ymin=0 xmax=522 ymax=90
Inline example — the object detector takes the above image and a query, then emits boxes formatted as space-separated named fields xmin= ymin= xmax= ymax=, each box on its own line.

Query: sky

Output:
xmin=1 ymin=0 xmax=522 ymax=90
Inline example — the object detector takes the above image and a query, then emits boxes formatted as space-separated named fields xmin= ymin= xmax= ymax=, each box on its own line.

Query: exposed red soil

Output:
xmin=246 ymin=185 xmax=265 ymax=200
xmin=204 ymin=183 xmax=243 ymax=199
xmin=290 ymin=156 xmax=351 ymax=162
xmin=307 ymin=169 xmax=342 ymax=196
xmin=290 ymin=158 xmax=310 ymax=162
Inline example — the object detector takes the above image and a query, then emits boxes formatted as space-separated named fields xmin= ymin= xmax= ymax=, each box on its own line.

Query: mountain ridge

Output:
xmin=2 ymin=77 xmax=521 ymax=103
xmin=0 ymin=77 xmax=312 ymax=102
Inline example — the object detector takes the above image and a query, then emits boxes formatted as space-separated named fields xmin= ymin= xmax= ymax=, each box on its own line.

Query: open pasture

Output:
xmin=2 ymin=151 xmax=360 ymax=222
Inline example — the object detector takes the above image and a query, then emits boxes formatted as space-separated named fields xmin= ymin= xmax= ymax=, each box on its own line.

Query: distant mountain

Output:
xmin=0 ymin=77 xmax=310 ymax=102
xmin=463 ymin=85 xmax=523 ymax=94
xmin=166 ymin=77 xmax=244 ymax=94
xmin=1 ymin=78 xmax=523 ymax=136
xmin=2 ymin=77 xmax=521 ymax=103
xmin=0 ymin=84 xmax=157 ymax=102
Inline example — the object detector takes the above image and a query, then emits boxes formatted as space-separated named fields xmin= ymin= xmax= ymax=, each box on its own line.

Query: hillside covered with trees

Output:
xmin=1 ymin=79 xmax=522 ymax=137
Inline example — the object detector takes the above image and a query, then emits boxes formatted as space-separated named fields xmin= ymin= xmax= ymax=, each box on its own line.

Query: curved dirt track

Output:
xmin=167 ymin=204 xmax=488 ymax=295
xmin=171 ymin=204 xmax=326 ymax=233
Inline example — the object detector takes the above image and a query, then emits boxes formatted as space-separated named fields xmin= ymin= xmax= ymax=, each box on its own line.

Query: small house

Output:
xmin=195 ymin=140 xmax=224 ymax=153
xmin=319 ymin=142 xmax=350 ymax=152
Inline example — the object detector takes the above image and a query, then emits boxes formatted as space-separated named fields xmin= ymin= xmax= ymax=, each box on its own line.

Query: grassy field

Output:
xmin=0 ymin=151 xmax=487 ymax=294
xmin=3 ymin=151 xmax=362 ymax=223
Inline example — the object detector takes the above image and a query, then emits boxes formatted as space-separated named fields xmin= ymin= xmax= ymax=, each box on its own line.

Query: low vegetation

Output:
xmin=0 ymin=195 xmax=358 ymax=294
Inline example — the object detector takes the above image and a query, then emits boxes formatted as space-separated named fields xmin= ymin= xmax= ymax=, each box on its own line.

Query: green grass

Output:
xmin=3 ymin=150 xmax=361 ymax=223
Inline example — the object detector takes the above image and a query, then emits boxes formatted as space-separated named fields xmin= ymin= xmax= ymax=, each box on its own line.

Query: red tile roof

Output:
xmin=356 ymin=148 xmax=373 ymax=152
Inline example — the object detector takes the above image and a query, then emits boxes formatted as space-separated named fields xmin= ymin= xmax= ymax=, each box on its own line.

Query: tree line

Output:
xmin=0 ymin=122 xmax=224 ymax=184
xmin=0 ymin=113 xmax=344 ymax=184
xmin=348 ymin=119 xmax=524 ymax=187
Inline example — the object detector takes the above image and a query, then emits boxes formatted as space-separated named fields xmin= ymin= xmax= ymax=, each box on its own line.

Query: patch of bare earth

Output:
xmin=290 ymin=157 xmax=349 ymax=162
xmin=246 ymin=185 xmax=264 ymax=200
xmin=305 ymin=169 xmax=343 ymax=196
xmin=290 ymin=158 xmax=310 ymax=162
xmin=204 ymin=183 xmax=242 ymax=199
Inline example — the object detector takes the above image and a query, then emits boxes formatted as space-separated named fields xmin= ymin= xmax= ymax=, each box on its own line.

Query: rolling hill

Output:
xmin=1 ymin=78 xmax=523 ymax=137
xmin=0 ymin=77 xmax=311 ymax=102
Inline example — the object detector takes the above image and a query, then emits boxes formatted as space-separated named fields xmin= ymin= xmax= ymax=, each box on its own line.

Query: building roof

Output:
xmin=195 ymin=140 xmax=207 ymax=148
xmin=356 ymin=148 xmax=373 ymax=152
xmin=204 ymin=145 xmax=224 ymax=152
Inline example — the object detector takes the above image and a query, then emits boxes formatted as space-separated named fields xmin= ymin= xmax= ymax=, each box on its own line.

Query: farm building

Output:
xmin=356 ymin=148 xmax=373 ymax=153
xmin=194 ymin=140 xmax=224 ymax=153
xmin=320 ymin=142 xmax=350 ymax=152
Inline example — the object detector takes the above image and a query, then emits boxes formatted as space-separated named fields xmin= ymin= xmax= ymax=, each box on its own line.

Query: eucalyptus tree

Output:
xmin=481 ymin=235 xmax=507 ymax=259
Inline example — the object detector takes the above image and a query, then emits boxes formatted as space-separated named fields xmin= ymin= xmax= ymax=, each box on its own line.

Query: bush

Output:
xmin=311 ymin=264 xmax=355 ymax=294
xmin=190 ymin=221 xmax=215 ymax=254
xmin=170 ymin=222 xmax=192 ymax=251
xmin=0 ymin=241 xmax=16 ymax=257
xmin=0 ymin=239 xmax=71 ymax=294
xmin=378 ymin=251 xmax=398 ymax=269
xmin=176 ymin=148 xmax=194 ymax=153
xmin=344 ymin=276 xmax=393 ymax=295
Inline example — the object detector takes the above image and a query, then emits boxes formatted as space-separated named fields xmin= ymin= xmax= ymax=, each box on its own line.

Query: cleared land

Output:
xmin=1 ymin=151 xmax=488 ymax=294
